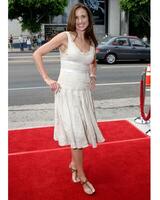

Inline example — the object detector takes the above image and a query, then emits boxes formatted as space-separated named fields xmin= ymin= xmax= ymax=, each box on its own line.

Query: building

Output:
xmin=51 ymin=0 xmax=129 ymax=41
xmin=8 ymin=0 xmax=129 ymax=42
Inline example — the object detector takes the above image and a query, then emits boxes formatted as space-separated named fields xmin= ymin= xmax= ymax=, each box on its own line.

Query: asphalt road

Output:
xmin=8 ymin=52 xmax=149 ymax=106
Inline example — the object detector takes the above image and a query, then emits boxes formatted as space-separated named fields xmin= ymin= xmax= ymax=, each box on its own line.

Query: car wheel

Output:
xmin=105 ymin=53 xmax=116 ymax=64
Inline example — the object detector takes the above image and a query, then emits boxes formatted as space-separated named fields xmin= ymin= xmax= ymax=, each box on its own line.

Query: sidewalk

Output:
xmin=8 ymin=48 xmax=58 ymax=53
xmin=8 ymin=97 xmax=150 ymax=135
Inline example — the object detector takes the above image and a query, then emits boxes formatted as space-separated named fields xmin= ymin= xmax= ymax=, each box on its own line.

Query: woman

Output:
xmin=33 ymin=3 xmax=105 ymax=195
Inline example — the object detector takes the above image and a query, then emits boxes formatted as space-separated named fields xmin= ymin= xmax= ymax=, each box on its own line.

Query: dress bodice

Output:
xmin=59 ymin=31 xmax=95 ymax=73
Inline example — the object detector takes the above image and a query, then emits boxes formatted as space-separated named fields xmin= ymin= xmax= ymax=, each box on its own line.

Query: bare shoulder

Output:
xmin=55 ymin=31 xmax=69 ymax=46
xmin=55 ymin=32 xmax=69 ymax=52
xmin=54 ymin=31 xmax=68 ymax=40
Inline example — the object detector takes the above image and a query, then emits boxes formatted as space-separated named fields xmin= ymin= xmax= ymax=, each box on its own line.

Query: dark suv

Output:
xmin=96 ymin=36 xmax=150 ymax=64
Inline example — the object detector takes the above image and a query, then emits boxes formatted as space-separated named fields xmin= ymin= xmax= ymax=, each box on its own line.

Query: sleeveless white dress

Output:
xmin=54 ymin=31 xmax=105 ymax=148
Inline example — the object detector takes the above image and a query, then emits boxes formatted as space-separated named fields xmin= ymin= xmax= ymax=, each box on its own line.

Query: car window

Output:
xmin=130 ymin=38 xmax=145 ymax=47
xmin=112 ymin=38 xmax=129 ymax=46
xmin=100 ymin=36 xmax=113 ymax=44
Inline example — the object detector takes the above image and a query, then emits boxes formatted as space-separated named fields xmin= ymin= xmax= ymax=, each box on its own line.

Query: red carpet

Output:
xmin=9 ymin=120 xmax=150 ymax=200
xmin=9 ymin=120 xmax=147 ymax=154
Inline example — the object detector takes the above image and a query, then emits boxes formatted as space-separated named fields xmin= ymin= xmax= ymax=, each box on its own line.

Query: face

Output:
xmin=75 ymin=8 xmax=89 ymax=32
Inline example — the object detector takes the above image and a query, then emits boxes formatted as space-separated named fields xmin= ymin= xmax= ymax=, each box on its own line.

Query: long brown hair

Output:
xmin=67 ymin=3 xmax=98 ymax=47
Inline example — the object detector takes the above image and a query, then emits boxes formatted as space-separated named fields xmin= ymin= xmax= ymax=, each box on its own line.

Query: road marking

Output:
xmin=9 ymin=82 xmax=140 ymax=91
xmin=9 ymin=86 xmax=48 ymax=90
xmin=96 ymin=82 xmax=139 ymax=86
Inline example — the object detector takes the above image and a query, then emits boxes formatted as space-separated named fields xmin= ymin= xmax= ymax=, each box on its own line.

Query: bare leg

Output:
xmin=71 ymin=148 xmax=86 ymax=181
xmin=70 ymin=150 xmax=76 ymax=169
xmin=70 ymin=148 xmax=95 ymax=195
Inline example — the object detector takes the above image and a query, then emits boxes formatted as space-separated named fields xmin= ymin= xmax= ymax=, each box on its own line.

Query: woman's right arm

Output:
xmin=33 ymin=32 xmax=67 ymax=92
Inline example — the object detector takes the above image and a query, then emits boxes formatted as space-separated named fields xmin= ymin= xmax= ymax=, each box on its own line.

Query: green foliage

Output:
xmin=8 ymin=0 xmax=68 ymax=33
xmin=120 ymin=0 xmax=149 ymax=11
xmin=120 ymin=0 xmax=150 ymax=25
xmin=120 ymin=0 xmax=150 ymax=37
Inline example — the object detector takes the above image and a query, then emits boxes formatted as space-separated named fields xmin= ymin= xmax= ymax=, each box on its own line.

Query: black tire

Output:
xmin=105 ymin=53 xmax=116 ymax=64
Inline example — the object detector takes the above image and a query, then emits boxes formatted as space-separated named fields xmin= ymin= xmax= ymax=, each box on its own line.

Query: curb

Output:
xmin=8 ymin=49 xmax=59 ymax=54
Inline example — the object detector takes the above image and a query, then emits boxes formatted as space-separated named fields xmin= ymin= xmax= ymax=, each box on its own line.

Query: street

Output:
xmin=8 ymin=52 xmax=150 ymax=129
xmin=8 ymin=52 xmax=149 ymax=106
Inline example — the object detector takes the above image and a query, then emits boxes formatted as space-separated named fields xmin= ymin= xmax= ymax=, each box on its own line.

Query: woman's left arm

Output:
xmin=89 ymin=55 xmax=97 ymax=91
xmin=90 ymin=55 xmax=97 ymax=78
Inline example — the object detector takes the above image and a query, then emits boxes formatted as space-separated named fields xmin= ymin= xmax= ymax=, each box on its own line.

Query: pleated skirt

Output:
xmin=53 ymin=69 xmax=105 ymax=148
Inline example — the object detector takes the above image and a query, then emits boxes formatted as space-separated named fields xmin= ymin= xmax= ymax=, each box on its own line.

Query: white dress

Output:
xmin=54 ymin=31 xmax=105 ymax=148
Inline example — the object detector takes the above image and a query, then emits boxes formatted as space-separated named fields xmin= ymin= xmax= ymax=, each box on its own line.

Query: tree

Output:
xmin=120 ymin=0 xmax=150 ymax=38
xmin=8 ymin=0 xmax=68 ymax=33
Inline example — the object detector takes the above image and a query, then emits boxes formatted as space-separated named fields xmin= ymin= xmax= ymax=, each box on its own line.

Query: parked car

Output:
xmin=96 ymin=36 xmax=150 ymax=64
